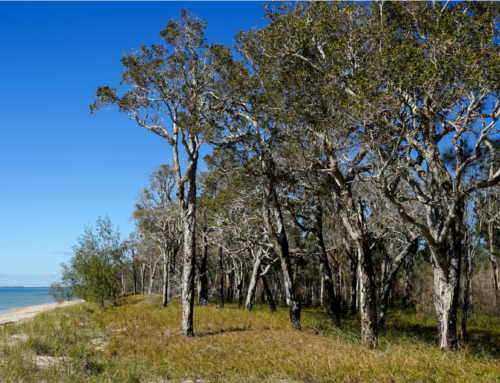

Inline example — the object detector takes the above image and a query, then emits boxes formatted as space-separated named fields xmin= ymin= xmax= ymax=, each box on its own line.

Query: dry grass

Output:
xmin=1 ymin=295 xmax=500 ymax=382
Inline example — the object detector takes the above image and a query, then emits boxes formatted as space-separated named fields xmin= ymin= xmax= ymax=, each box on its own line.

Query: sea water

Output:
xmin=0 ymin=288 xmax=55 ymax=314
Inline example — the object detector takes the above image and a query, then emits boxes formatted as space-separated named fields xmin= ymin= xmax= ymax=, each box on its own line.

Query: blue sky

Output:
xmin=0 ymin=1 xmax=267 ymax=287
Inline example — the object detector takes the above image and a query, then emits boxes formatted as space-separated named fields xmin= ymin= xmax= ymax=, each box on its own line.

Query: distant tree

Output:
xmin=49 ymin=216 xmax=123 ymax=307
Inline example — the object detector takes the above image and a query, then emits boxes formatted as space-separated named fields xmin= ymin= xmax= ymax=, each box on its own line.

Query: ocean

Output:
xmin=0 ymin=288 xmax=55 ymax=314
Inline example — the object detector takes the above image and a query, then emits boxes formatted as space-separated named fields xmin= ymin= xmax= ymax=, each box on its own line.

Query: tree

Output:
xmin=50 ymin=216 xmax=123 ymax=307
xmin=367 ymin=2 xmax=500 ymax=349
xmin=91 ymin=10 xmax=229 ymax=336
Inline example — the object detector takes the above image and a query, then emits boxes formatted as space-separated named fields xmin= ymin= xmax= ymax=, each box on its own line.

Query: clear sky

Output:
xmin=0 ymin=1 xmax=267 ymax=287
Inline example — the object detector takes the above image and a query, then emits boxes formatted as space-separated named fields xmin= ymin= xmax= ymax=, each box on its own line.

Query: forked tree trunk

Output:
xmin=379 ymin=236 xmax=419 ymax=327
xmin=218 ymin=246 xmax=224 ymax=308
xmin=245 ymin=253 xmax=261 ymax=311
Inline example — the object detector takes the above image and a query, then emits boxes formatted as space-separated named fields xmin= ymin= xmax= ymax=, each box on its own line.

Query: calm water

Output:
xmin=0 ymin=288 xmax=55 ymax=314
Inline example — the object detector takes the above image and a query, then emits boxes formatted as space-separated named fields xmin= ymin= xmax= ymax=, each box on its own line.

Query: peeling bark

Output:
xmin=179 ymin=165 xmax=197 ymax=337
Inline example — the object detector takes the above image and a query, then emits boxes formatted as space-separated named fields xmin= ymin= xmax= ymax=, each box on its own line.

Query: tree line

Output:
xmin=52 ymin=2 xmax=500 ymax=351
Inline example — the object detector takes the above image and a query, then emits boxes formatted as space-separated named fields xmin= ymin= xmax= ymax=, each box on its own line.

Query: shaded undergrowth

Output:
xmin=1 ymin=295 xmax=499 ymax=382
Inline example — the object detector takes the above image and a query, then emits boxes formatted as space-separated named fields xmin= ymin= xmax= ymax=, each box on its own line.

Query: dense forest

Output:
xmin=50 ymin=1 xmax=500 ymax=352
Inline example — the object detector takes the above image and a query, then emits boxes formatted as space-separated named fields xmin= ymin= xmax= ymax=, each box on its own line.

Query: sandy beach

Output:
xmin=0 ymin=300 xmax=84 ymax=325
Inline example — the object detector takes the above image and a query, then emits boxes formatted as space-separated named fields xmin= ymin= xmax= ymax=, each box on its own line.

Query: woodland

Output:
xmin=48 ymin=0 xmax=500 ymax=359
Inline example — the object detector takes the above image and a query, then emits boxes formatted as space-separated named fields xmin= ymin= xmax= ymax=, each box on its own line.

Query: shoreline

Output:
xmin=0 ymin=300 xmax=85 ymax=325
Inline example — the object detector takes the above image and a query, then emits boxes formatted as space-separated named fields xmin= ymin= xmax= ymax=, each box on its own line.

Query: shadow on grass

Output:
xmin=198 ymin=326 xmax=254 ymax=337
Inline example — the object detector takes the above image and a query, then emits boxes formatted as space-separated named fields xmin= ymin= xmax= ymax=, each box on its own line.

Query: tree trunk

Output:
xmin=431 ymin=249 xmax=461 ymax=350
xmin=218 ymin=245 xmax=224 ymax=308
xmin=197 ymin=232 xmax=209 ymax=305
xmin=245 ymin=253 xmax=261 ymax=311
xmin=379 ymin=236 xmax=419 ymax=327
xmin=358 ymin=240 xmax=378 ymax=348
xmin=313 ymin=206 xmax=341 ymax=325
xmin=261 ymin=273 xmax=276 ymax=312
xmin=132 ymin=258 xmax=137 ymax=295
xmin=402 ymin=255 xmax=412 ymax=308
xmin=149 ymin=258 xmax=159 ymax=296
xmin=235 ymin=261 xmax=244 ymax=308
xmin=121 ymin=270 xmax=126 ymax=297
xmin=430 ymin=204 xmax=462 ymax=350
xmin=320 ymin=273 xmax=324 ymax=309
xmin=488 ymin=222 xmax=500 ymax=307
xmin=461 ymin=242 xmax=473 ymax=342
xmin=162 ymin=249 xmax=170 ymax=307
xmin=265 ymin=184 xmax=301 ymax=329
xmin=141 ymin=264 xmax=146 ymax=295
xmin=179 ymin=165 xmax=197 ymax=337
xmin=349 ymin=257 xmax=357 ymax=315
xmin=227 ymin=267 xmax=234 ymax=303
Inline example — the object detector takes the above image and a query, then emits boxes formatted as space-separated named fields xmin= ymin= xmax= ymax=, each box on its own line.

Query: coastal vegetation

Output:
xmin=1 ymin=296 xmax=500 ymax=382
xmin=3 ymin=1 xmax=500 ymax=381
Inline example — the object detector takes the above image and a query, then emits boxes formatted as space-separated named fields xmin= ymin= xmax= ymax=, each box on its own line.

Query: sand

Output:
xmin=0 ymin=300 xmax=85 ymax=325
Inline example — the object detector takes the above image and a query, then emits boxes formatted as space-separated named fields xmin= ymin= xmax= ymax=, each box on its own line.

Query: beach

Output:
xmin=0 ymin=300 xmax=84 ymax=325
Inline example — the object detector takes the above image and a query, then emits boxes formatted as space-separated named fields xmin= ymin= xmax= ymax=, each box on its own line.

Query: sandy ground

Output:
xmin=0 ymin=300 xmax=85 ymax=325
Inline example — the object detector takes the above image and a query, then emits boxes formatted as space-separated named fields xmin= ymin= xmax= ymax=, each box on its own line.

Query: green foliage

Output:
xmin=49 ymin=216 xmax=123 ymax=307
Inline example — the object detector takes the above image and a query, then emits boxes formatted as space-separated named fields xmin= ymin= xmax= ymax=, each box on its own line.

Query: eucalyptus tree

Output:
xmin=238 ymin=0 xmax=500 ymax=350
xmin=365 ymin=2 xmax=500 ymax=349
xmin=236 ymin=1 xmax=383 ymax=347
xmin=91 ymin=10 xmax=230 ymax=336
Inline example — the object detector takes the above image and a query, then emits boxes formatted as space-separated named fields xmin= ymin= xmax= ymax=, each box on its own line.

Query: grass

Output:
xmin=1 ymin=296 xmax=500 ymax=382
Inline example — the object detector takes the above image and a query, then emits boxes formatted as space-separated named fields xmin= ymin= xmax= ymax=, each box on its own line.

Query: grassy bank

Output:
xmin=1 ymin=296 xmax=499 ymax=382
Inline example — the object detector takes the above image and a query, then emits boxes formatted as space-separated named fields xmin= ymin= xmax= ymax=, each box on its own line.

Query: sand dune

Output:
xmin=0 ymin=300 xmax=84 ymax=325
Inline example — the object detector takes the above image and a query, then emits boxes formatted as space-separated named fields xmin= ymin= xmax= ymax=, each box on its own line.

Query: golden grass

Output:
xmin=1 ymin=295 xmax=500 ymax=382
